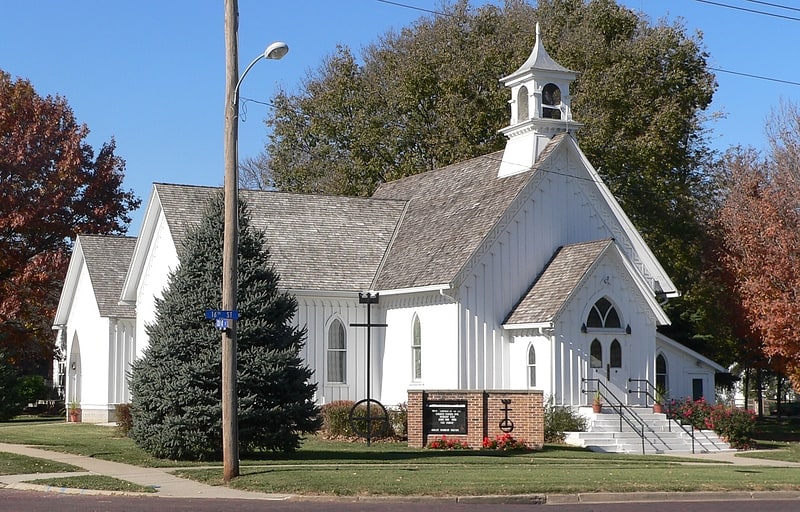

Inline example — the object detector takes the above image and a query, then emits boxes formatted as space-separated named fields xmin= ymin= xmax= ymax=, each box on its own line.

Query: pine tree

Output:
xmin=129 ymin=192 xmax=320 ymax=460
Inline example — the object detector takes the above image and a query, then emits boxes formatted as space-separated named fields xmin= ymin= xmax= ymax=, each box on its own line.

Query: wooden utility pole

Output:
xmin=222 ymin=0 xmax=240 ymax=482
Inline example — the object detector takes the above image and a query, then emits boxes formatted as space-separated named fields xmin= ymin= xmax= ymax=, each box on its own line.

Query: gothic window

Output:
xmin=517 ymin=85 xmax=529 ymax=122
xmin=412 ymin=315 xmax=422 ymax=381
xmin=326 ymin=319 xmax=346 ymax=383
xmin=542 ymin=83 xmax=561 ymax=119
xmin=587 ymin=297 xmax=622 ymax=329
xmin=527 ymin=345 xmax=536 ymax=388
xmin=590 ymin=339 xmax=602 ymax=368
xmin=610 ymin=339 xmax=622 ymax=368
xmin=656 ymin=353 xmax=668 ymax=393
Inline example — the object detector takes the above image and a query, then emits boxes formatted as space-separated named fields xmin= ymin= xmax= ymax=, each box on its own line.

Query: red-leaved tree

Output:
xmin=717 ymin=102 xmax=800 ymax=387
xmin=0 ymin=70 xmax=140 ymax=367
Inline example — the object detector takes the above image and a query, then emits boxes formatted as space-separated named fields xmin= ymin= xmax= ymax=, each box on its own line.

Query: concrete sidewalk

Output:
xmin=1 ymin=442 xmax=800 ymax=503
xmin=0 ymin=442 xmax=290 ymax=500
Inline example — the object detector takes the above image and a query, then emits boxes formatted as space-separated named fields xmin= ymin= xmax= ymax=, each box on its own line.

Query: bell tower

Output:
xmin=498 ymin=24 xmax=581 ymax=178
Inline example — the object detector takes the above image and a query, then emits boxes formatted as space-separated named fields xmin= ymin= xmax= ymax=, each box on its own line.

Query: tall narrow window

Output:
xmin=527 ymin=345 xmax=536 ymax=388
xmin=587 ymin=297 xmax=622 ymax=329
xmin=326 ymin=319 xmax=346 ymax=384
xmin=590 ymin=339 xmax=602 ymax=368
xmin=412 ymin=316 xmax=422 ymax=381
xmin=517 ymin=85 xmax=529 ymax=122
xmin=610 ymin=339 xmax=622 ymax=368
xmin=656 ymin=354 xmax=668 ymax=393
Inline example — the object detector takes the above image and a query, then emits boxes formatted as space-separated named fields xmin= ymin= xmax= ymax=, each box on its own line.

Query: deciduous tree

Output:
xmin=0 ymin=71 xmax=139 ymax=366
xmin=717 ymin=102 xmax=800 ymax=387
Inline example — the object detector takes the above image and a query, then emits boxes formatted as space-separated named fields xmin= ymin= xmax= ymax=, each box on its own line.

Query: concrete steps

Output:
xmin=564 ymin=407 xmax=735 ymax=455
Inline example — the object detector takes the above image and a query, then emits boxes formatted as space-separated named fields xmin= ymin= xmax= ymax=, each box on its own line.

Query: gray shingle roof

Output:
xmin=154 ymin=184 xmax=407 ymax=292
xmin=79 ymin=235 xmax=137 ymax=318
xmin=371 ymin=135 xmax=565 ymax=291
xmin=503 ymin=239 xmax=613 ymax=326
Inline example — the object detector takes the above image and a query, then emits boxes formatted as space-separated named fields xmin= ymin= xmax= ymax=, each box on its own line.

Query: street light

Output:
xmin=222 ymin=22 xmax=288 ymax=481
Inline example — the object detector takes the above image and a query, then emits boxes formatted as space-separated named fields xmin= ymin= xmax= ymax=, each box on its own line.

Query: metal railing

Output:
xmin=582 ymin=378 xmax=656 ymax=454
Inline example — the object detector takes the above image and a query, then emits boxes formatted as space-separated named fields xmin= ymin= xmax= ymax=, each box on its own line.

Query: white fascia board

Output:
xmin=120 ymin=184 xmax=162 ymax=303
xmin=567 ymin=137 xmax=679 ymax=298
xmin=288 ymin=289 xmax=363 ymax=299
xmin=502 ymin=322 xmax=554 ymax=331
xmin=53 ymin=237 xmax=86 ymax=326
xmin=371 ymin=283 xmax=453 ymax=297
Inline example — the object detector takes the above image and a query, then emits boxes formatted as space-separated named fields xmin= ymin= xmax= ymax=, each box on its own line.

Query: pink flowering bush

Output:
xmin=668 ymin=397 xmax=713 ymax=430
xmin=668 ymin=397 xmax=756 ymax=449
xmin=427 ymin=436 xmax=470 ymax=450
xmin=481 ymin=433 xmax=530 ymax=452
xmin=707 ymin=405 xmax=756 ymax=449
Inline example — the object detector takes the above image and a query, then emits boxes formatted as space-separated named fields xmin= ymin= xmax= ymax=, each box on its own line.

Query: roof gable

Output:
xmin=128 ymin=184 xmax=406 ymax=293
xmin=504 ymin=239 xmax=670 ymax=328
xmin=54 ymin=235 xmax=136 ymax=324
xmin=370 ymin=137 xmax=565 ymax=291
xmin=504 ymin=240 xmax=612 ymax=327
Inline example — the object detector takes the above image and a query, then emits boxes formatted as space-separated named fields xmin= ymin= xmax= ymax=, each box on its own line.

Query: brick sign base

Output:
xmin=407 ymin=389 xmax=544 ymax=449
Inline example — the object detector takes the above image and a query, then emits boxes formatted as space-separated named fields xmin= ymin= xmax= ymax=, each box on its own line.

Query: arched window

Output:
xmin=587 ymin=297 xmax=622 ymax=329
xmin=517 ymin=85 xmax=529 ymax=122
xmin=527 ymin=345 xmax=536 ymax=388
xmin=590 ymin=339 xmax=602 ymax=368
xmin=326 ymin=319 xmax=346 ymax=383
xmin=610 ymin=339 xmax=622 ymax=368
xmin=656 ymin=353 xmax=668 ymax=393
xmin=542 ymin=83 xmax=561 ymax=119
xmin=412 ymin=316 xmax=422 ymax=381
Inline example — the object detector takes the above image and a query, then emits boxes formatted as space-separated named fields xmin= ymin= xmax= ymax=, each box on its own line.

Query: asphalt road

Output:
xmin=1 ymin=490 xmax=799 ymax=512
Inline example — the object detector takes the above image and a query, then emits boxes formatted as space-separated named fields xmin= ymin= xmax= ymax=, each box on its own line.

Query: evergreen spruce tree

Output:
xmin=129 ymin=192 xmax=320 ymax=460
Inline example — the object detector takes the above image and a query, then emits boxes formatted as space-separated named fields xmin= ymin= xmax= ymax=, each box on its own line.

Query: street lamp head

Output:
xmin=264 ymin=41 xmax=289 ymax=60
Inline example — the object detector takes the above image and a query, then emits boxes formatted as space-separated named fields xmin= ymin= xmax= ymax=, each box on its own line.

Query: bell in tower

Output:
xmin=497 ymin=24 xmax=582 ymax=177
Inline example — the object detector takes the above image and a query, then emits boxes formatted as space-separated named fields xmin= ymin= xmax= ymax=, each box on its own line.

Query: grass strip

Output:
xmin=24 ymin=475 xmax=156 ymax=493
xmin=176 ymin=463 xmax=800 ymax=496
xmin=0 ymin=452 xmax=80 ymax=475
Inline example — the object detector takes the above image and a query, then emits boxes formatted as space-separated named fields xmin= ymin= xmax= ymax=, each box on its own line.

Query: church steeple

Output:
xmin=498 ymin=24 xmax=581 ymax=177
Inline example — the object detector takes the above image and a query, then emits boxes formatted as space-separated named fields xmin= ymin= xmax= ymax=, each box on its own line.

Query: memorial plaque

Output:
xmin=424 ymin=400 xmax=468 ymax=435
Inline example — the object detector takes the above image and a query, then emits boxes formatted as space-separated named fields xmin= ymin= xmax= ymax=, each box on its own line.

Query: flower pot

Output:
xmin=653 ymin=403 xmax=664 ymax=414
xmin=592 ymin=403 xmax=602 ymax=413
xmin=68 ymin=410 xmax=80 ymax=422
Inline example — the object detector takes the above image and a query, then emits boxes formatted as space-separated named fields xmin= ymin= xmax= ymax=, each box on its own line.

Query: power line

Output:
xmin=745 ymin=0 xmax=800 ymax=14
xmin=711 ymin=67 xmax=800 ymax=87
xmin=697 ymin=0 xmax=800 ymax=21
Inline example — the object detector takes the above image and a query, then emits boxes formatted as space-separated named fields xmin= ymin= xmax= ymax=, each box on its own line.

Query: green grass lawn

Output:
xmin=23 ymin=475 xmax=156 ymax=493
xmin=0 ymin=451 xmax=80 ymax=475
xmin=1 ymin=417 xmax=800 ymax=496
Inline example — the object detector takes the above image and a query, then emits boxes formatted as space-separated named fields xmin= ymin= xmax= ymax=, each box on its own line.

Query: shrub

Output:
xmin=388 ymin=402 xmax=408 ymax=438
xmin=668 ymin=397 xmax=713 ymax=430
xmin=427 ymin=435 xmax=470 ymax=449
xmin=482 ymin=433 xmax=530 ymax=451
xmin=115 ymin=403 xmax=133 ymax=437
xmin=707 ymin=405 xmax=756 ymax=449
xmin=544 ymin=399 xmax=587 ymax=443
xmin=320 ymin=400 xmax=394 ymax=439
xmin=321 ymin=401 xmax=356 ymax=436
xmin=668 ymin=397 xmax=756 ymax=449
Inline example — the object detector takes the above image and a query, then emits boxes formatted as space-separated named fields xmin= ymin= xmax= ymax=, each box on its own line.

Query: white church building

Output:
xmin=53 ymin=27 xmax=724 ymax=424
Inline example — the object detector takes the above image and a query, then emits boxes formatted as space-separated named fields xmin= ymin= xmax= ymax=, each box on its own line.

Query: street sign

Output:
xmin=215 ymin=318 xmax=230 ymax=330
xmin=205 ymin=309 xmax=239 ymax=320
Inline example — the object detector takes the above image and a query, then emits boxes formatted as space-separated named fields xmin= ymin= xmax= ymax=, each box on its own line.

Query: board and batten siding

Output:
xmin=293 ymin=295 xmax=382 ymax=405
xmin=134 ymin=212 xmax=179 ymax=359
xmin=457 ymin=158 xmax=610 ymax=391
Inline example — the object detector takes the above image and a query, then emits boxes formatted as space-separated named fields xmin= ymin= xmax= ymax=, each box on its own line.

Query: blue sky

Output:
xmin=2 ymin=1 xmax=798 ymax=233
